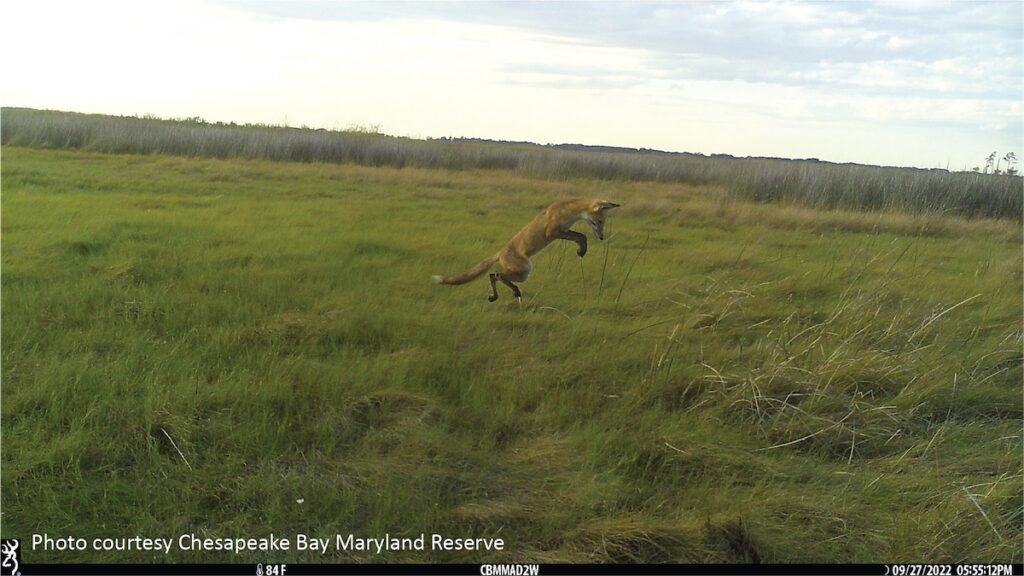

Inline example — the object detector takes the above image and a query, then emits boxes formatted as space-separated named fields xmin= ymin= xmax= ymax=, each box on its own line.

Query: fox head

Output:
xmin=585 ymin=200 xmax=621 ymax=240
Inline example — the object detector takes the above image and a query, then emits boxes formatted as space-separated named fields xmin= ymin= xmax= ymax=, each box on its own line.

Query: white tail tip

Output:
xmin=432 ymin=275 xmax=444 ymax=284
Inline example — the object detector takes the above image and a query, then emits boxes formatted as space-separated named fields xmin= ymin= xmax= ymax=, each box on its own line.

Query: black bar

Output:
xmin=16 ymin=564 xmax=1024 ymax=576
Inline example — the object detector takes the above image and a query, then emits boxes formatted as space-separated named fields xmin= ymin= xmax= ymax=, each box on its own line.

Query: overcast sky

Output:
xmin=4 ymin=1 xmax=1021 ymax=169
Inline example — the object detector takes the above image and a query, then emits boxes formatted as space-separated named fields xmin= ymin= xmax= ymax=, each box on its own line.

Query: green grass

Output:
xmin=2 ymin=147 xmax=1021 ymax=564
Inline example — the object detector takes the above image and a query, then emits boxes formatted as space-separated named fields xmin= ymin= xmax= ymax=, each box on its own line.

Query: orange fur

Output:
xmin=433 ymin=198 xmax=620 ymax=302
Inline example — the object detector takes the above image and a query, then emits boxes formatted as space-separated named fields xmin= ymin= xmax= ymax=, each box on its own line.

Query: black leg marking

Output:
xmin=553 ymin=229 xmax=588 ymax=257
xmin=488 ymin=273 xmax=500 ymax=302
xmin=501 ymin=276 xmax=522 ymax=299
xmin=488 ymin=273 xmax=521 ymax=301
xmin=576 ymin=235 xmax=588 ymax=257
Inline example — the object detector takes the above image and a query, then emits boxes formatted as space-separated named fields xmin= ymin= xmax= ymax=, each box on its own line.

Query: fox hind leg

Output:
xmin=488 ymin=273 xmax=522 ymax=302
xmin=488 ymin=254 xmax=531 ymax=303
xmin=488 ymin=273 xmax=501 ymax=302
xmin=485 ymin=251 xmax=531 ymax=303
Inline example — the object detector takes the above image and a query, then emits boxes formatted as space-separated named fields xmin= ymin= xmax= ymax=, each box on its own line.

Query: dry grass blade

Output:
xmin=160 ymin=427 xmax=194 ymax=472
xmin=615 ymin=233 xmax=649 ymax=306
xmin=909 ymin=294 xmax=983 ymax=342
xmin=961 ymin=485 xmax=1004 ymax=543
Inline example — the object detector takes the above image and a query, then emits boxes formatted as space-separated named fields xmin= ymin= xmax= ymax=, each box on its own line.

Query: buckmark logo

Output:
xmin=0 ymin=539 xmax=20 ymax=576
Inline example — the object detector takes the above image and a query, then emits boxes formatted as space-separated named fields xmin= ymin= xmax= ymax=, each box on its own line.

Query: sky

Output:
xmin=3 ymin=1 xmax=1021 ymax=170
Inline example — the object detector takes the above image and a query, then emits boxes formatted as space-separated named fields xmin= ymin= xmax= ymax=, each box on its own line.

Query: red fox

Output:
xmin=432 ymin=198 xmax=621 ymax=302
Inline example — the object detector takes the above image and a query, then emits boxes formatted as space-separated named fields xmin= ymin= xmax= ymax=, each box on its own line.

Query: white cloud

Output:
xmin=886 ymin=35 xmax=914 ymax=50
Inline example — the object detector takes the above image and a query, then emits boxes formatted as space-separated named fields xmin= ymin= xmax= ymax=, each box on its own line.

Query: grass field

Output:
xmin=2 ymin=145 xmax=1021 ymax=564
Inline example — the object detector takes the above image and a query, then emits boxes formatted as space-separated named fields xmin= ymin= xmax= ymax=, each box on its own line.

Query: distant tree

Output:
xmin=1003 ymin=152 xmax=1017 ymax=176
xmin=985 ymin=151 xmax=997 ymax=174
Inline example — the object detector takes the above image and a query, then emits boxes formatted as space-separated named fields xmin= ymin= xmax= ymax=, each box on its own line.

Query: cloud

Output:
xmin=216 ymin=1 xmax=1020 ymax=91
xmin=5 ymin=0 xmax=1020 ymax=168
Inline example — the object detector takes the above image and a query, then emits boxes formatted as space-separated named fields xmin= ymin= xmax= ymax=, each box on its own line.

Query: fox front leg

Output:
xmin=553 ymin=229 xmax=588 ymax=257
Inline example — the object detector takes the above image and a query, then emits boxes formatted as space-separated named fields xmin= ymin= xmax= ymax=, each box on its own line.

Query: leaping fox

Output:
xmin=432 ymin=198 xmax=621 ymax=302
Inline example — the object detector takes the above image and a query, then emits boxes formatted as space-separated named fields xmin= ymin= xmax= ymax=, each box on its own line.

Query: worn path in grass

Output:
xmin=2 ymin=147 xmax=1021 ymax=563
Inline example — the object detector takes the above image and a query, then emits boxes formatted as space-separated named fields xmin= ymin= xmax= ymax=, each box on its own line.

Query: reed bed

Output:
xmin=3 ymin=107 xmax=1020 ymax=219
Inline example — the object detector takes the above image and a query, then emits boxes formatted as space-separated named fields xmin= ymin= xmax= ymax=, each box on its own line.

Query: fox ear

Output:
xmin=599 ymin=201 xmax=621 ymax=211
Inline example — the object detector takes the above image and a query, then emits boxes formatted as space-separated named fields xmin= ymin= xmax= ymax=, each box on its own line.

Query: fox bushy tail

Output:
xmin=432 ymin=253 xmax=499 ymax=285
